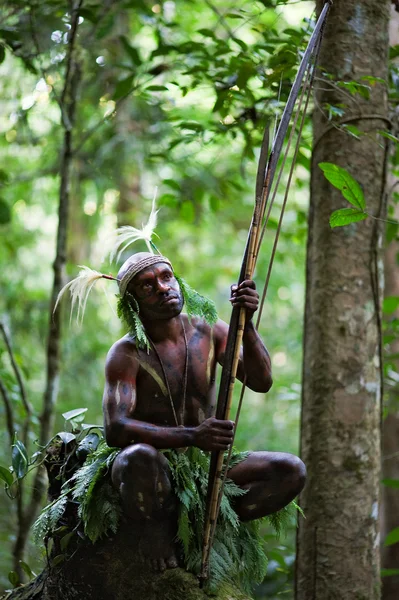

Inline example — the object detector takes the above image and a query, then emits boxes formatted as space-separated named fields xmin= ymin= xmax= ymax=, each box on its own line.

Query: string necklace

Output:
xmin=147 ymin=317 xmax=188 ymax=427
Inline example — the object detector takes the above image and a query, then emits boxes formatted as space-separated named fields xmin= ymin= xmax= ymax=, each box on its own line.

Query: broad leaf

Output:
xmin=381 ymin=568 xmax=399 ymax=577
xmin=383 ymin=297 xmax=399 ymax=315
xmin=8 ymin=571 xmax=19 ymax=587
xmin=330 ymin=208 xmax=367 ymax=228
xmin=319 ymin=163 xmax=365 ymax=210
xmin=19 ymin=561 xmax=36 ymax=580
xmin=378 ymin=130 xmax=399 ymax=143
xmin=62 ymin=408 xmax=88 ymax=421
xmin=384 ymin=527 xmax=399 ymax=547
xmin=11 ymin=440 xmax=28 ymax=479
xmin=382 ymin=478 xmax=399 ymax=489
xmin=0 ymin=465 xmax=13 ymax=486
xmin=56 ymin=432 xmax=76 ymax=445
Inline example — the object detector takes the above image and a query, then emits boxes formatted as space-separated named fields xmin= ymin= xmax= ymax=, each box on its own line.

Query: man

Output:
xmin=103 ymin=252 xmax=306 ymax=572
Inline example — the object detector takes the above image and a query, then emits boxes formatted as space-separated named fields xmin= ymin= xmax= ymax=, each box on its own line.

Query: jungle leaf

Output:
xmin=329 ymin=208 xmax=367 ymax=228
xmin=319 ymin=163 xmax=366 ymax=210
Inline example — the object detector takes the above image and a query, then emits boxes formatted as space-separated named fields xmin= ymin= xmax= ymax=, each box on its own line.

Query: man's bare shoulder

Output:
xmin=184 ymin=314 xmax=225 ymax=338
xmin=105 ymin=334 xmax=139 ymax=379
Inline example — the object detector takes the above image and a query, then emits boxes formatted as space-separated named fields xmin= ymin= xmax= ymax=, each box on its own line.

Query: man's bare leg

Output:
xmin=228 ymin=451 xmax=306 ymax=521
xmin=111 ymin=443 xmax=178 ymax=571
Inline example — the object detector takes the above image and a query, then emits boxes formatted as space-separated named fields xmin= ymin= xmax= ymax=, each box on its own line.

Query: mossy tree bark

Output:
xmin=296 ymin=1 xmax=390 ymax=599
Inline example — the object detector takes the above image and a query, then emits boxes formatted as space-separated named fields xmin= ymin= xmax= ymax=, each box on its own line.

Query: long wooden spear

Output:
xmin=199 ymin=0 xmax=332 ymax=585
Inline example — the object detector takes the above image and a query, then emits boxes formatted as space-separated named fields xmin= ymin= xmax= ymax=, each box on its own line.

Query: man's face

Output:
xmin=127 ymin=262 xmax=183 ymax=321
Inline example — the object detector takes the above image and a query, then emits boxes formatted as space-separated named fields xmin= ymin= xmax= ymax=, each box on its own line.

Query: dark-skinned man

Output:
xmin=102 ymin=251 xmax=306 ymax=572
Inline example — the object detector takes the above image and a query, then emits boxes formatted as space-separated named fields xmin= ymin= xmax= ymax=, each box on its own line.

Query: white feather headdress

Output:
xmin=54 ymin=266 xmax=117 ymax=324
xmin=109 ymin=188 xmax=159 ymax=262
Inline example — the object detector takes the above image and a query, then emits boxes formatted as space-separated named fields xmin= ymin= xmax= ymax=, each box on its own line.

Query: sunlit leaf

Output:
xmin=319 ymin=163 xmax=366 ymax=210
xmin=62 ymin=408 xmax=88 ymax=421
xmin=330 ymin=208 xmax=367 ymax=228
xmin=383 ymin=297 xmax=399 ymax=315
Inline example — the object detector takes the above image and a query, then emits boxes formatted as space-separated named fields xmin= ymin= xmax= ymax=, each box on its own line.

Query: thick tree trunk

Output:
xmin=296 ymin=1 xmax=390 ymax=599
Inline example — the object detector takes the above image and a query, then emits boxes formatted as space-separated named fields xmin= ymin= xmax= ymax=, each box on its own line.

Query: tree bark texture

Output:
xmin=381 ymin=9 xmax=399 ymax=595
xmin=296 ymin=1 xmax=390 ymax=599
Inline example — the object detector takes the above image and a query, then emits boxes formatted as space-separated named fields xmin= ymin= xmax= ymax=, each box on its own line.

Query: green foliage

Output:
xmin=11 ymin=438 xmax=28 ymax=480
xmin=32 ymin=495 xmax=69 ymax=544
xmin=384 ymin=527 xmax=399 ymax=547
xmin=116 ymin=294 xmax=150 ymax=351
xmin=175 ymin=276 xmax=218 ymax=326
xmin=329 ymin=208 xmax=368 ymax=228
xmin=0 ymin=0 xmax=319 ymax=594
xmin=319 ymin=163 xmax=365 ymax=211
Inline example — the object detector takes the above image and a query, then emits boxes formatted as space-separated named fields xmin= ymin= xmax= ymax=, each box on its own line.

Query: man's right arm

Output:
xmin=103 ymin=340 xmax=234 ymax=451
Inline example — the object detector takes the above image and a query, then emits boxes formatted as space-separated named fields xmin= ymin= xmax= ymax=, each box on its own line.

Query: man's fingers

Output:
xmin=238 ymin=279 xmax=256 ymax=290
xmin=213 ymin=419 xmax=234 ymax=429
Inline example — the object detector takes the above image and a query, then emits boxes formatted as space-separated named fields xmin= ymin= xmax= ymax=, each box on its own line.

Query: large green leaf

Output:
xmin=11 ymin=440 xmax=28 ymax=479
xmin=383 ymin=297 xmax=399 ymax=315
xmin=384 ymin=527 xmax=399 ymax=547
xmin=381 ymin=568 xmax=399 ymax=577
xmin=330 ymin=208 xmax=367 ymax=228
xmin=62 ymin=408 xmax=88 ymax=421
xmin=382 ymin=478 xmax=399 ymax=489
xmin=319 ymin=163 xmax=366 ymax=210
xmin=0 ymin=465 xmax=13 ymax=486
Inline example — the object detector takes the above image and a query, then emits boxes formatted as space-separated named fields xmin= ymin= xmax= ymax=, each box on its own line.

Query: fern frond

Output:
xmin=33 ymin=494 xmax=69 ymax=544
xmin=175 ymin=276 xmax=218 ymax=326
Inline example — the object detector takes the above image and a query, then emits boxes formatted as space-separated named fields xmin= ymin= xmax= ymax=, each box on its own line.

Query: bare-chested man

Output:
xmin=103 ymin=253 xmax=306 ymax=571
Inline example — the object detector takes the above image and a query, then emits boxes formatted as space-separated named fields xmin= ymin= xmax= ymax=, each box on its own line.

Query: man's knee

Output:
xmin=276 ymin=453 xmax=306 ymax=495
xmin=112 ymin=443 xmax=164 ymax=486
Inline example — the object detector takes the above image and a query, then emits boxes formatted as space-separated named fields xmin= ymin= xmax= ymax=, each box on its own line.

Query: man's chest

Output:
xmin=133 ymin=331 xmax=216 ymax=425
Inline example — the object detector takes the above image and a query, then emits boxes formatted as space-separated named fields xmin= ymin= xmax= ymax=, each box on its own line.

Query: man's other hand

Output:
xmin=193 ymin=417 xmax=234 ymax=451
xmin=230 ymin=279 xmax=259 ymax=321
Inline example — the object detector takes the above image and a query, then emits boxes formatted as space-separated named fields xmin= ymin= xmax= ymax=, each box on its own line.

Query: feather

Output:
xmin=109 ymin=188 xmax=159 ymax=262
xmin=54 ymin=266 xmax=106 ymax=324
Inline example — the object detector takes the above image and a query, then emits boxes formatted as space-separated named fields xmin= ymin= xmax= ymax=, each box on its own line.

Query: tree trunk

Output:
xmin=296 ymin=1 xmax=390 ymax=599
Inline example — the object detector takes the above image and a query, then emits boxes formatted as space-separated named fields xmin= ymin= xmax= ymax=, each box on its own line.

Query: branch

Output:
xmin=0 ymin=322 xmax=33 ymax=447
xmin=0 ymin=375 xmax=15 ymax=445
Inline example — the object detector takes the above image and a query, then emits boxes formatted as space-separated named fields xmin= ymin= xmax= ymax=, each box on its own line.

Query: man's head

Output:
xmin=117 ymin=252 xmax=184 ymax=321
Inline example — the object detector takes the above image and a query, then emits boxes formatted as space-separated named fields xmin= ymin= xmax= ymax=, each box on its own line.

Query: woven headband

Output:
xmin=119 ymin=255 xmax=173 ymax=297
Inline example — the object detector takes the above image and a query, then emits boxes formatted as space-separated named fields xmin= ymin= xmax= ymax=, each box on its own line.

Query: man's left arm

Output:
xmin=214 ymin=280 xmax=273 ymax=393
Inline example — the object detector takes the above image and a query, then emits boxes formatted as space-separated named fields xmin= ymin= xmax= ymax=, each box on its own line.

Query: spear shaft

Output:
xmin=199 ymin=1 xmax=332 ymax=585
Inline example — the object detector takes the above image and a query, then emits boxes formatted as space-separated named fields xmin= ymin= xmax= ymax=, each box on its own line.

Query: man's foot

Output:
xmin=137 ymin=513 xmax=179 ymax=572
